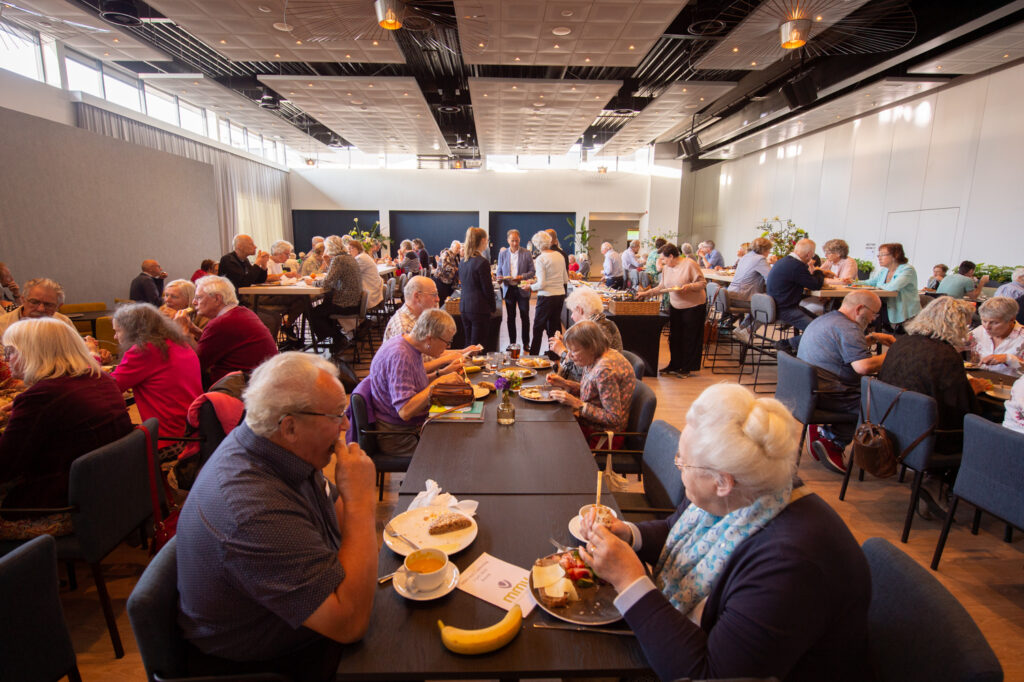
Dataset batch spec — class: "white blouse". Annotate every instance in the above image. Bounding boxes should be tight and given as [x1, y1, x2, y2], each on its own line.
[968, 323, 1024, 376]
[1003, 374, 1024, 434]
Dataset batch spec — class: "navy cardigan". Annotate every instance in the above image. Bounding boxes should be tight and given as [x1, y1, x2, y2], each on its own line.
[766, 255, 825, 309]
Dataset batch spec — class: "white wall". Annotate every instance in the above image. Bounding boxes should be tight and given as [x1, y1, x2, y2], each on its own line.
[0, 68, 75, 126]
[290, 167, 679, 250]
[690, 62, 1024, 286]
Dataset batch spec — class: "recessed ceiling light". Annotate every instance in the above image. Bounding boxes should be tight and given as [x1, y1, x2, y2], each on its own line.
[539, 94, 544, 98]
[936, 65, 942, 70]
[571, 86, 576, 91]
[553, 26, 572, 36]
[372, 40, 379, 46]
[700, 97, 705, 101]
[1004, 53, 1010, 58]
[193, 81, 199, 85]
[347, 92, 352, 96]
[219, 39, 226, 44]
[732, 47, 739, 53]
[483, 93, 488, 97]
[403, 92, 408, 96]
[478, 42, 485, 47]
[295, 40, 303, 45]
[257, 5, 271, 12]
[554, 44, 560, 49]
[368, 84, 374, 88]
[113, 38, 120, 43]
[561, 10, 574, 18]
[584, 57, 591, 62]
[308, 83, 314, 87]
[682, 88, 687, 92]
[815, 15, 823, 21]
[272, 22, 292, 31]
[104, 52, 110, 56]
[628, 45, 635, 50]
[514, 56, 520, 61]
[512, 85, 517, 89]
[345, 54, 351, 58]
[750, 61, 757, 66]
[289, 91, 295, 95]
[274, 53, 280, 58]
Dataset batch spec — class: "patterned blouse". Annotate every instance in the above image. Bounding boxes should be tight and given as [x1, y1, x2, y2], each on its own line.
[322, 253, 362, 308]
[559, 313, 623, 383]
[576, 348, 636, 432]
[436, 248, 460, 285]
[967, 322, 1024, 376]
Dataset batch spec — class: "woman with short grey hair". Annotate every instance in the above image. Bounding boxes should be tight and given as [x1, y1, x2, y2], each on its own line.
[822, 239, 857, 285]
[968, 296, 1024, 375]
[528, 230, 567, 355]
[552, 287, 623, 382]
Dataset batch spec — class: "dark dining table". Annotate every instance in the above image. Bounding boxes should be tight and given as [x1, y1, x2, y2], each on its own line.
[64, 309, 114, 336]
[336, 493, 648, 680]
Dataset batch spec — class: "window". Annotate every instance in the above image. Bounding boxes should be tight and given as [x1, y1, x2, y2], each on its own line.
[229, 122, 246, 150]
[65, 52, 103, 96]
[218, 117, 230, 145]
[144, 83, 178, 125]
[205, 110, 218, 139]
[0, 22, 43, 81]
[102, 70, 141, 111]
[262, 136, 276, 160]
[178, 98, 205, 135]
[40, 35, 60, 87]
[247, 130, 263, 156]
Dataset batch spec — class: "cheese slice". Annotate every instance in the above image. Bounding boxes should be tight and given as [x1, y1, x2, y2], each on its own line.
[531, 563, 565, 589]
[543, 578, 579, 601]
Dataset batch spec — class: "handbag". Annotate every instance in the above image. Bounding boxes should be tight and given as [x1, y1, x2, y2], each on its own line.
[138, 425, 179, 555]
[851, 380, 931, 479]
[429, 380, 475, 407]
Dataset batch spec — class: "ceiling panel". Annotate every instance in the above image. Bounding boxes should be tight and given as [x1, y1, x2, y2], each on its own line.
[259, 75, 449, 155]
[598, 81, 736, 157]
[456, 0, 683, 67]
[469, 77, 621, 155]
[3, 0, 165, 61]
[139, 73, 329, 153]
[694, 0, 870, 72]
[145, 0, 405, 63]
[909, 21, 1024, 75]
[699, 78, 947, 160]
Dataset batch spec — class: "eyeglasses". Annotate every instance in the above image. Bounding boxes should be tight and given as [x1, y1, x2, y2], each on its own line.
[25, 298, 58, 311]
[877, 252, 891, 258]
[674, 458, 716, 473]
[278, 411, 347, 425]
[434, 335, 454, 348]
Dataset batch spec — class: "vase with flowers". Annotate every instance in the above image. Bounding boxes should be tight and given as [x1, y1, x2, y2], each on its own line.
[755, 217, 808, 259]
[493, 374, 521, 425]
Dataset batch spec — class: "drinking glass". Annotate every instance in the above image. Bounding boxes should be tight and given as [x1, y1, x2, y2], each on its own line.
[507, 343, 522, 360]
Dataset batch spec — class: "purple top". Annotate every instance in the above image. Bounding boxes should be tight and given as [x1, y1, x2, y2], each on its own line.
[368, 335, 428, 425]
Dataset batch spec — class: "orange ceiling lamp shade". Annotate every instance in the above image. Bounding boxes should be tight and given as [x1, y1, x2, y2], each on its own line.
[375, 0, 403, 30]
[780, 18, 811, 49]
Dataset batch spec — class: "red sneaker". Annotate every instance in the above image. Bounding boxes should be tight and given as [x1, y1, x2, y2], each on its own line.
[812, 438, 848, 474]
[806, 425, 824, 461]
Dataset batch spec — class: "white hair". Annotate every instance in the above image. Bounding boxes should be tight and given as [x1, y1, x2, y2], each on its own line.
[1013, 267, 1024, 284]
[450, 240, 461, 250]
[2, 317, 100, 386]
[684, 384, 799, 501]
[270, 240, 293, 256]
[400, 240, 414, 250]
[22, 277, 65, 307]
[311, 236, 325, 245]
[404, 275, 435, 300]
[700, 239, 716, 249]
[325, 235, 347, 257]
[243, 352, 340, 437]
[979, 296, 1019, 323]
[566, 287, 604, 317]
[195, 275, 238, 307]
[410, 308, 455, 342]
[164, 278, 195, 302]
[531, 231, 552, 251]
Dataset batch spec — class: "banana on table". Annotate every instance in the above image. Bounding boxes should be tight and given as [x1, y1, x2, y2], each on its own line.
[437, 604, 522, 655]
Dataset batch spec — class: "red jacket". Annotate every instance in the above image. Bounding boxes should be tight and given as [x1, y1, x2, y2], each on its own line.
[196, 306, 277, 386]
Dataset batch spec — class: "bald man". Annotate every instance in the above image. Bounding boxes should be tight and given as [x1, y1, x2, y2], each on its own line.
[765, 238, 834, 353]
[129, 258, 168, 305]
[219, 234, 270, 292]
[797, 290, 895, 473]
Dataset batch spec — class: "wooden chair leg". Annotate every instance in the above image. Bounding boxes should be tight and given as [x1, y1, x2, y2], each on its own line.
[902, 470, 924, 543]
[898, 464, 906, 483]
[67, 665, 83, 682]
[839, 449, 856, 501]
[90, 563, 124, 658]
[858, 468, 865, 482]
[931, 495, 960, 570]
[377, 471, 385, 501]
[971, 508, 982, 535]
[1005, 524, 1013, 543]
[65, 561, 77, 591]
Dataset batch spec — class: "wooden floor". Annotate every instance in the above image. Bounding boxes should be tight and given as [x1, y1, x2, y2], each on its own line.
[66, 316, 1024, 681]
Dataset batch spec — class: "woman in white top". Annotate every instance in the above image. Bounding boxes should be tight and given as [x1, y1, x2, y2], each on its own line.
[968, 297, 1024, 376]
[347, 240, 384, 310]
[638, 243, 707, 377]
[822, 239, 858, 285]
[1003, 374, 1024, 434]
[527, 230, 568, 356]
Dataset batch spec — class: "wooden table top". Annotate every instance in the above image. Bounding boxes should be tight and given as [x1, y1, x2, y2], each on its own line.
[237, 284, 325, 295]
[809, 285, 897, 298]
[337, 493, 648, 680]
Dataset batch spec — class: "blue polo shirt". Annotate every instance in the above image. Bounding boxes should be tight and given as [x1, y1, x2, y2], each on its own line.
[177, 422, 344, 661]
[797, 311, 872, 386]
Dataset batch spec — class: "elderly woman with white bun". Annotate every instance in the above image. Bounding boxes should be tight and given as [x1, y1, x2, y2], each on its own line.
[579, 383, 870, 682]
[968, 297, 1024, 376]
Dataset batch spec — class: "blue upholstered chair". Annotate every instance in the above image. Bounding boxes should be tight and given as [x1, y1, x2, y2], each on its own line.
[862, 537, 1003, 682]
[932, 414, 1024, 570]
[613, 420, 685, 523]
[0, 418, 158, 658]
[350, 391, 416, 500]
[840, 378, 958, 542]
[128, 537, 289, 682]
[774, 352, 858, 459]
[0, 535, 81, 682]
[620, 349, 648, 379]
[591, 380, 657, 476]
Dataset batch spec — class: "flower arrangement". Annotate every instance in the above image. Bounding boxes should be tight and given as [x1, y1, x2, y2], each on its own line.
[348, 217, 390, 254]
[493, 373, 522, 398]
[756, 217, 808, 258]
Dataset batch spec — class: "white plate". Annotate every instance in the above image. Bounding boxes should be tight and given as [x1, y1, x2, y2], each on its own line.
[393, 564, 460, 601]
[517, 357, 553, 370]
[497, 367, 537, 380]
[986, 386, 1011, 400]
[383, 508, 478, 557]
[519, 387, 556, 403]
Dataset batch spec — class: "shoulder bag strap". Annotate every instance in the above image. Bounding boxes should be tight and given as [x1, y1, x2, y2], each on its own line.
[877, 386, 909, 425]
[895, 419, 938, 465]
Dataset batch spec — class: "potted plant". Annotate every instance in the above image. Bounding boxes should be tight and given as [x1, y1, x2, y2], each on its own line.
[755, 217, 807, 259]
[348, 217, 390, 255]
[855, 258, 874, 281]
[567, 216, 590, 259]
[975, 263, 1020, 285]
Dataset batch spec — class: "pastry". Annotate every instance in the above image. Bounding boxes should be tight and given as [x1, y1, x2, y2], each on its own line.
[428, 511, 472, 535]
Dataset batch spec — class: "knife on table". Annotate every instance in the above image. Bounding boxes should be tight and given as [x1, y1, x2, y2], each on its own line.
[532, 623, 634, 636]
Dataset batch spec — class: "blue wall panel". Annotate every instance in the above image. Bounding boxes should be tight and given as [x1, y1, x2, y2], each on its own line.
[389, 210, 480, 261]
[292, 210, 380, 252]
[488, 211, 575, 260]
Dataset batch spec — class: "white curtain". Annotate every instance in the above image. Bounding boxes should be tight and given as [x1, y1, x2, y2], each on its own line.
[75, 102, 290, 252]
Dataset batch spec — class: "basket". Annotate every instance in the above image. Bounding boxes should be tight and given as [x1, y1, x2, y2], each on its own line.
[608, 299, 661, 316]
[444, 299, 461, 315]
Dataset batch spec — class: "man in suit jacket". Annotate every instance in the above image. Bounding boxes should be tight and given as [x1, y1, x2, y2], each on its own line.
[496, 230, 535, 348]
[129, 259, 167, 305]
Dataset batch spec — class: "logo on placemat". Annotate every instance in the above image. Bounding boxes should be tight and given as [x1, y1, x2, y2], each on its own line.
[497, 579, 512, 589]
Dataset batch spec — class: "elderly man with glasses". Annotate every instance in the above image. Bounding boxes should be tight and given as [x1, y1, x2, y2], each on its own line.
[0, 278, 75, 336]
[796, 291, 895, 474]
[361, 309, 466, 455]
[176, 352, 378, 678]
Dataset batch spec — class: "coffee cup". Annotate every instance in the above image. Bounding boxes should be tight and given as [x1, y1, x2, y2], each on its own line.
[403, 548, 449, 594]
[579, 504, 617, 529]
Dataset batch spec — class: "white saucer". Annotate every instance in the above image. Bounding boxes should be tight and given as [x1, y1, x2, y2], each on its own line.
[568, 515, 586, 543]
[393, 564, 460, 601]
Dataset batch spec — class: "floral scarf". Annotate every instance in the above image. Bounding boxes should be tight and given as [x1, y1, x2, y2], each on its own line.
[654, 487, 792, 616]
